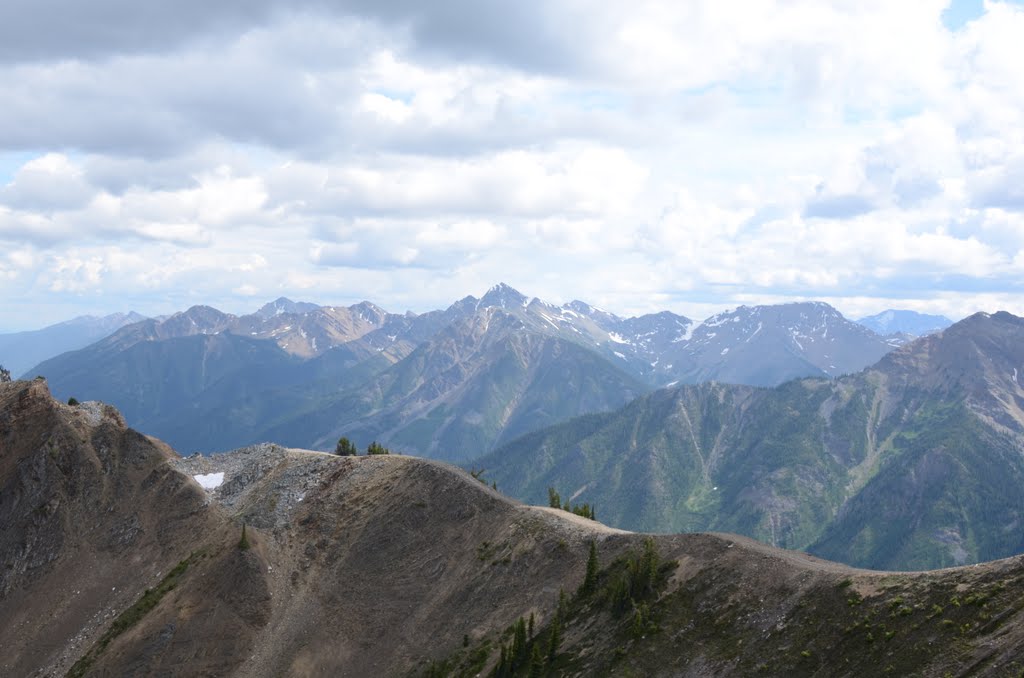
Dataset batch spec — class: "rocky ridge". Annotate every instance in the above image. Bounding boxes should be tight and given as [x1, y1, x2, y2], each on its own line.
[5, 379, 1024, 676]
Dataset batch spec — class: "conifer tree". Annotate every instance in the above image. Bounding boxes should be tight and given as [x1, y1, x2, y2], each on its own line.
[580, 541, 598, 596]
[335, 437, 357, 456]
[0, 364, 10, 383]
[547, 613, 561, 661]
[512, 617, 527, 665]
[528, 643, 545, 678]
[366, 441, 390, 455]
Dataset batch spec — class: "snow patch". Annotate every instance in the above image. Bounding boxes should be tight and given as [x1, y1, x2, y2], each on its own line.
[613, 351, 626, 359]
[194, 472, 225, 490]
[721, 348, 729, 355]
[608, 332, 631, 345]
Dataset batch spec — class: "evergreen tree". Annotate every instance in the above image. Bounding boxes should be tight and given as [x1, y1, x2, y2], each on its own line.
[238, 523, 250, 550]
[512, 617, 528, 665]
[547, 613, 561, 661]
[580, 541, 598, 596]
[497, 644, 509, 677]
[528, 612, 535, 640]
[0, 364, 10, 383]
[527, 643, 545, 678]
[366, 441, 390, 455]
[335, 437, 358, 456]
[547, 487, 561, 509]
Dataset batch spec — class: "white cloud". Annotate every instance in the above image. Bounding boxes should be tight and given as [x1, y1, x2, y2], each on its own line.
[3, 1, 1024, 331]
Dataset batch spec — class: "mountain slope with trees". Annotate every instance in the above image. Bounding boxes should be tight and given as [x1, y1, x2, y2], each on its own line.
[482, 311, 1024, 570]
[29, 285, 903, 458]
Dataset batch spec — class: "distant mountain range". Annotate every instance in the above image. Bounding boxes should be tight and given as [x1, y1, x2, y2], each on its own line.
[856, 309, 954, 337]
[481, 311, 1024, 570]
[29, 285, 908, 458]
[0, 312, 146, 377]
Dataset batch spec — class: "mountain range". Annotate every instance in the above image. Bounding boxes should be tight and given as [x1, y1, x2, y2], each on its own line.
[480, 311, 1024, 570]
[28, 285, 904, 459]
[0, 312, 146, 377]
[4, 378, 1024, 677]
[857, 309, 954, 337]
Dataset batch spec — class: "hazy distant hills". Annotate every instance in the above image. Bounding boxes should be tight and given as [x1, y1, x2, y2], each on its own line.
[6, 378, 1024, 677]
[30, 284, 908, 457]
[482, 311, 1024, 570]
[856, 308, 954, 336]
[0, 312, 146, 377]
[656, 301, 898, 386]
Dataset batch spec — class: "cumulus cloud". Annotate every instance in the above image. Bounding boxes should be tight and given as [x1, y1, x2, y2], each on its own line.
[4, 0, 1024, 331]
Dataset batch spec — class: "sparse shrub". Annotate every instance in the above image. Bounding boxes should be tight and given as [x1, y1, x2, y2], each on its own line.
[67, 397, 79, 406]
[0, 365, 10, 383]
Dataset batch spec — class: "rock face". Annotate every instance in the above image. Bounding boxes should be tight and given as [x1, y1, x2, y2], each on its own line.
[484, 311, 1024, 570]
[4, 379, 1024, 676]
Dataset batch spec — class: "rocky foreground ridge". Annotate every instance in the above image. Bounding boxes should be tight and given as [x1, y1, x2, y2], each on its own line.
[3, 379, 1024, 676]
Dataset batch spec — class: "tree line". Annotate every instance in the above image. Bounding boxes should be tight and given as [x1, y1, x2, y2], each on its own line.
[334, 437, 392, 456]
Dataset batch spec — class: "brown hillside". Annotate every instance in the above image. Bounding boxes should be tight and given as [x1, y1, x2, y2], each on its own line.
[3, 379, 1024, 676]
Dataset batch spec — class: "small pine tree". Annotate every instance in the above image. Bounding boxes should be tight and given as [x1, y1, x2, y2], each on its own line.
[238, 523, 250, 550]
[0, 364, 11, 383]
[547, 487, 561, 509]
[528, 643, 545, 678]
[335, 437, 358, 456]
[497, 644, 509, 677]
[67, 397, 80, 406]
[512, 617, 527, 665]
[528, 612, 535, 640]
[366, 441, 390, 455]
[547, 612, 561, 660]
[580, 541, 598, 596]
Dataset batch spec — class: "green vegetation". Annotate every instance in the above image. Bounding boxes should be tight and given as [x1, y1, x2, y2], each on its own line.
[67, 553, 198, 678]
[366, 441, 391, 455]
[547, 486, 595, 520]
[67, 397, 79, 406]
[335, 436, 358, 456]
[579, 542, 599, 596]
[482, 346, 1024, 570]
[238, 523, 251, 550]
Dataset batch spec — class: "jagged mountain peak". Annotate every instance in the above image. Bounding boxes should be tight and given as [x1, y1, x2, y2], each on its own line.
[477, 282, 529, 310]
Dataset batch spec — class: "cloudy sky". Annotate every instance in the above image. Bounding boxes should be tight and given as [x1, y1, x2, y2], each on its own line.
[2, 0, 1024, 331]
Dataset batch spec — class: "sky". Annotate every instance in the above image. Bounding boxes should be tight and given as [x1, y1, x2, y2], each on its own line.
[2, 0, 1024, 331]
